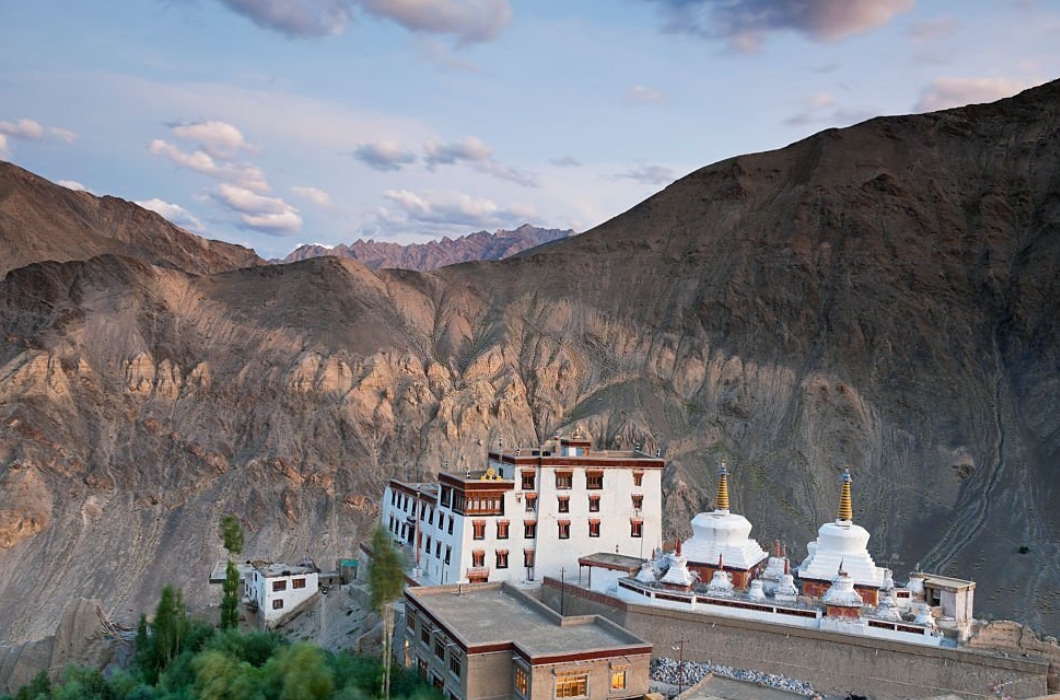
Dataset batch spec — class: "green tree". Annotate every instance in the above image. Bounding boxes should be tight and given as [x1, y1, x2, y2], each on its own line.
[219, 515, 245, 630]
[267, 643, 334, 700]
[135, 585, 193, 684]
[368, 527, 406, 700]
[12, 670, 50, 700]
[219, 515, 244, 556]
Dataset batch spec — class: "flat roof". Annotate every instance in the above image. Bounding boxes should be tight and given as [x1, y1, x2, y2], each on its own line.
[917, 573, 976, 590]
[407, 583, 650, 661]
[578, 552, 644, 573]
[256, 563, 317, 577]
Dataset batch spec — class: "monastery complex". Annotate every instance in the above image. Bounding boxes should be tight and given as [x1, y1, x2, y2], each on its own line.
[374, 431, 1056, 700]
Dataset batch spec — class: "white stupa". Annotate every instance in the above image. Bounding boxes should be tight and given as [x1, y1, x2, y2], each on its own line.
[822, 565, 864, 608]
[682, 463, 768, 580]
[658, 541, 696, 589]
[797, 469, 887, 592]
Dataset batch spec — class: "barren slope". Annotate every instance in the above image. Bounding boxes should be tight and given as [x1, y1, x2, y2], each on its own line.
[0, 161, 262, 278]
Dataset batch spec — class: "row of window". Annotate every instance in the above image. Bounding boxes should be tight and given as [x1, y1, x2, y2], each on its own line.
[270, 577, 307, 592]
[468, 548, 537, 569]
[471, 518, 644, 540]
[409, 612, 463, 680]
[519, 469, 645, 491]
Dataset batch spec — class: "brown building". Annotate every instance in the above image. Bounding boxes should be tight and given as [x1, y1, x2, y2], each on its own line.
[401, 582, 652, 700]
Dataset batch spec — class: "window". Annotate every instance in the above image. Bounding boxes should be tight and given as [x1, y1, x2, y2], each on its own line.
[497, 520, 510, 539]
[496, 549, 509, 569]
[588, 519, 601, 538]
[632, 494, 644, 509]
[556, 471, 573, 490]
[292, 578, 306, 589]
[445, 545, 451, 565]
[523, 549, 535, 567]
[472, 550, 485, 568]
[611, 670, 628, 691]
[473, 520, 486, 540]
[448, 515, 454, 535]
[272, 580, 287, 592]
[586, 471, 604, 490]
[425, 536, 432, 552]
[441, 486, 452, 508]
[525, 493, 537, 512]
[555, 673, 588, 698]
[514, 665, 529, 697]
[524, 520, 537, 539]
[406, 611, 417, 630]
[272, 599, 284, 610]
[521, 471, 536, 490]
[630, 518, 644, 538]
[557, 496, 570, 513]
[449, 653, 462, 677]
[421, 626, 431, 644]
[558, 520, 571, 539]
[633, 471, 644, 487]
[436, 541, 442, 558]
[589, 495, 600, 512]
[418, 659, 428, 679]
[434, 639, 445, 660]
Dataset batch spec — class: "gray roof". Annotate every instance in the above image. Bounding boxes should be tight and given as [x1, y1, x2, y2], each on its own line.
[407, 583, 649, 659]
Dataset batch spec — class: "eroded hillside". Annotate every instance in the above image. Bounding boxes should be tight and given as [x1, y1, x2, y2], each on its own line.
[2, 81, 1060, 647]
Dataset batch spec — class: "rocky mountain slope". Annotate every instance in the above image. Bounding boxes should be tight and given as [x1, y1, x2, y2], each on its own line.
[2, 80, 1060, 654]
[0, 162, 262, 278]
[282, 224, 574, 269]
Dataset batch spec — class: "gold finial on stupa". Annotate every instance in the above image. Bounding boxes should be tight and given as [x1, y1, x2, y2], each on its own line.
[716, 462, 730, 512]
[838, 468, 853, 522]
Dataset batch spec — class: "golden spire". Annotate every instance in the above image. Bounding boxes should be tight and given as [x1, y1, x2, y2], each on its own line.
[838, 468, 853, 522]
[716, 462, 730, 512]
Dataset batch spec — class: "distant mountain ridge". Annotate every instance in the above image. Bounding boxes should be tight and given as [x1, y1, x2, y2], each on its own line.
[282, 224, 575, 270]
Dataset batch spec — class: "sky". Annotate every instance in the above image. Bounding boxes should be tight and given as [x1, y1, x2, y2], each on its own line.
[2, 1, 1059, 260]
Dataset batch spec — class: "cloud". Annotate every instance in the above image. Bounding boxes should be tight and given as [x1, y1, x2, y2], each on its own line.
[378, 188, 534, 231]
[213, 183, 302, 234]
[0, 118, 78, 157]
[135, 198, 206, 231]
[415, 38, 479, 72]
[149, 138, 269, 192]
[624, 85, 667, 106]
[615, 164, 676, 186]
[58, 180, 90, 192]
[550, 156, 582, 168]
[358, 0, 511, 45]
[171, 121, 256, 158]
[0, 119, 45, 140]
[424, 136, 538, 187]
[424, 136, 493, 168]
[217, 0, 511, 44]
[218, 0, 353, 38]
[352, 141, 419, 171]
[914, 77, 1031, 112]
[643, 0, 915, 52]
[291, 185, 332, 207]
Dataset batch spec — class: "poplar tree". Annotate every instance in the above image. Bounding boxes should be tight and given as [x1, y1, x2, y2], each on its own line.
[369, 526, 406, 700]
[219, 514, 245, 630]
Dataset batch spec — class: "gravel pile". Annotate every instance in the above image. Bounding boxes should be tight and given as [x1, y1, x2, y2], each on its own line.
[650, 657, 818, 697]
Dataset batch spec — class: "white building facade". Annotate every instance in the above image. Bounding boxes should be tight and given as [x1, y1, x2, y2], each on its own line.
[380, 433, 664, 586]
[243, 563, 319, 627]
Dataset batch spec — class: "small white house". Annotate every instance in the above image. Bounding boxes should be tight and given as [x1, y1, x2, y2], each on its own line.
[243, 563, 319, 627]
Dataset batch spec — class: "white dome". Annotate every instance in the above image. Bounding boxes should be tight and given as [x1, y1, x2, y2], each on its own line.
[683, 510, 768, 571]
[659, 556, 695, 587]
[797, 520, 885, 588]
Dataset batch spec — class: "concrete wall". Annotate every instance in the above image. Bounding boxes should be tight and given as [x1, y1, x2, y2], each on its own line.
[466, 650, 512, 700]
[541, 579, 1050, 700]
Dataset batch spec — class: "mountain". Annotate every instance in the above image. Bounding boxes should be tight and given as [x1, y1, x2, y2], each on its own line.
[282, 224, 575, 269]
[0, 162, 263, 278]
[2, 80, 1060, 663]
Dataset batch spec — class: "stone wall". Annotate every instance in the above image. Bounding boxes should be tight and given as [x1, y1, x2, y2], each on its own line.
[540, 579, 1049, 700]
